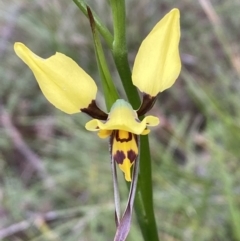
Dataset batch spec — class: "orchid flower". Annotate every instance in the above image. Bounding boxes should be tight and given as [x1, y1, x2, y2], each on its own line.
[14, 8, 180, 241]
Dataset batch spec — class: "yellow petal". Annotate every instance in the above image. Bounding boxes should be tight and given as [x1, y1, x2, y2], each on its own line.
[98, 130, 113, 139]
[119, 159, 133, 182]
[85, 99, 159, 135]
[14, 42, 97, 114]
[141, 129, 150, 135]
[111, 130, 138, 182]
[132, 8, 181, 96]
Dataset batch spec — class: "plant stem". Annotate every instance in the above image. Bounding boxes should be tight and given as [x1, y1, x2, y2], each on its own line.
[109, 0, 140, 109]
[138, 135, 159, 240]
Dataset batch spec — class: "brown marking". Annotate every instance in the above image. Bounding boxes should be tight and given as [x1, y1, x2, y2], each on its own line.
[137, 94, 157, 117]
[115, 130, 132, 143]
[127, 150, 137, 163]
[81, 100, 108, 120]
[114, 150, 126, 164]
[87, 7, 95, 34]
[133, 134, 138, 143]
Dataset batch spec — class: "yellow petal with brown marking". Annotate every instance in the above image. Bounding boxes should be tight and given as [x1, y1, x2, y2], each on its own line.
[111, 130, 138, 182]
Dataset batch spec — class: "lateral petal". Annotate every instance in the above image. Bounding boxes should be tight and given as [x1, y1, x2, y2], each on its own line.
[14, 42, 97, 114]
[132, 8, 181, 96]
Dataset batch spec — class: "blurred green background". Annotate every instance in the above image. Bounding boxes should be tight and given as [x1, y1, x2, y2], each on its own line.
[1, 0, 240, 240]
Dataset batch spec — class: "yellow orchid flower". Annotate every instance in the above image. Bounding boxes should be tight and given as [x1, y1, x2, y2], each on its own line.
[14, 8, 180, 182]
[86, 99, 159, 181]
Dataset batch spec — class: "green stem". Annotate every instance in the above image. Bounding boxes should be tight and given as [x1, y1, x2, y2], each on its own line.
[109, 0, 140, 109]
[109, 0, 159, 240]
[72, 0, 113, 49]
[138, 135, 159, 240]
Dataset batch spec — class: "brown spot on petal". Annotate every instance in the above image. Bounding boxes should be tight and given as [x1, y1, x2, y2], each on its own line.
[127, 150, 137, 163]
[114, 150, 126, 164]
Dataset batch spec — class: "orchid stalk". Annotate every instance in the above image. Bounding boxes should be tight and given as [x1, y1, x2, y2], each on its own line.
[14, 2, 181, 240]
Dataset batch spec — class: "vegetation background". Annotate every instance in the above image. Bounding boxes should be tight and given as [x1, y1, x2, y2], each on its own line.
[1, 0, 240, 240]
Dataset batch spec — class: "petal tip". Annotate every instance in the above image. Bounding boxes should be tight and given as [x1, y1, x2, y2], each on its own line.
[14, 42, 24, 55]
[14, 42, 22, 48]
[85, 119, 99, 131]
[171, 8, 180, 15]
